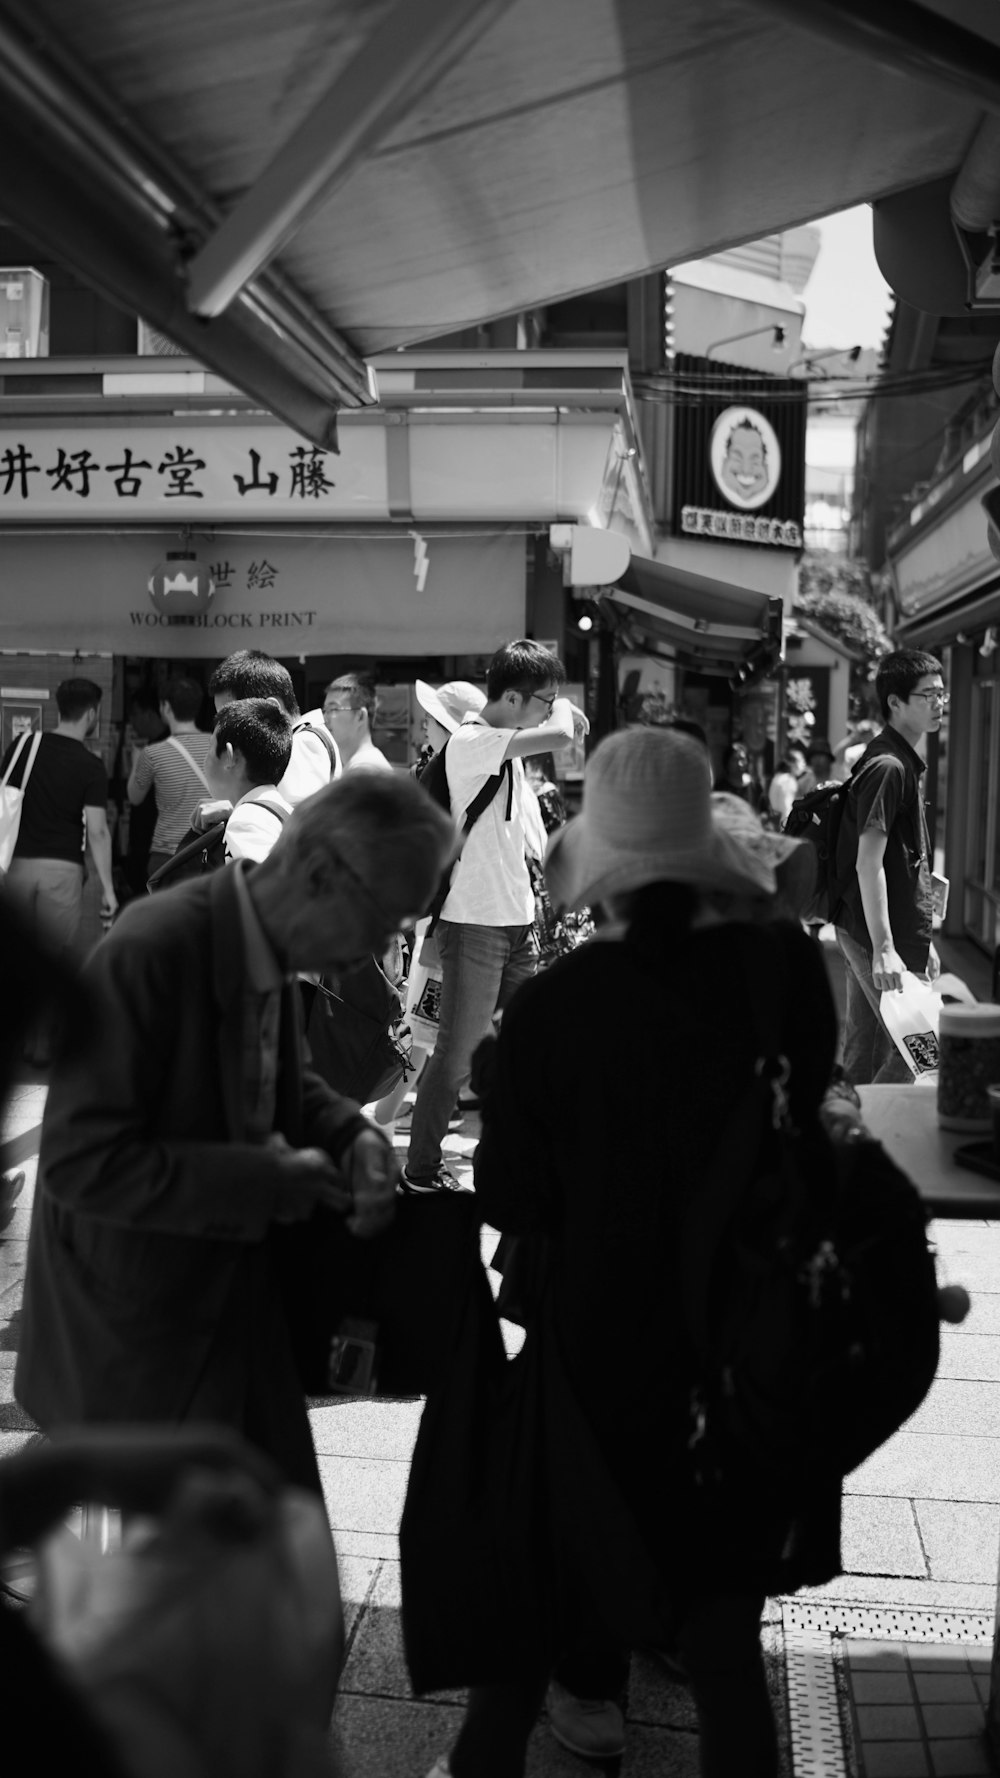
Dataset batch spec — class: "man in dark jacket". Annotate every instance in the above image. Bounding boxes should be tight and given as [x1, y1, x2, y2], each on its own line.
[835, 649, 944, 1085]
[15, 773, 454, 1490]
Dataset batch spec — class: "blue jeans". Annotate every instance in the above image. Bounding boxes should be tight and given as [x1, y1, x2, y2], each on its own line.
[836, 928, 915, 1086]
[406, 920, 537, 1179]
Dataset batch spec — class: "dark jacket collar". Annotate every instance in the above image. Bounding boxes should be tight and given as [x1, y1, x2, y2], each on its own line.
[867, 722, 926, 779]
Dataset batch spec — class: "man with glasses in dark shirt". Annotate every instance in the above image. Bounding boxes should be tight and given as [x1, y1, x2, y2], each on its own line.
[835, 650, 945, 1084]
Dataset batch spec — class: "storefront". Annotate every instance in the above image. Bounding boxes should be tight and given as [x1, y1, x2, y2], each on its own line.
[0, 351, 655, 774]
[888, 430, 1000, 958]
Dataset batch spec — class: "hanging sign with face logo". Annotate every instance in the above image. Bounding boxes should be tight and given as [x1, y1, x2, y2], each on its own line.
[671, 355, 806, 550]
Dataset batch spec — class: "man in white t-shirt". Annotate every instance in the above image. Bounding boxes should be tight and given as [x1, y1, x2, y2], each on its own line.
[323, 673, 395, 774]
[208, 649, 340, 803]
[403, 639, 587, 1194]
[202, 698, 293, 863]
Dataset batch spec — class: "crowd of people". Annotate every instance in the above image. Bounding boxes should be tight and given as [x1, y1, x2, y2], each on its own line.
[0, 643, 953, 1777]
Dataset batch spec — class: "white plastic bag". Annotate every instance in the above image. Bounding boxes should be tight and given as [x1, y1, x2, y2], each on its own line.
[0, 729, 41, 873]
[880, 970, 977, 1078]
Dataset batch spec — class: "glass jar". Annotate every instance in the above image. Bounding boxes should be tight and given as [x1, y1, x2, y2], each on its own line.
[937, 1004, 1000, 1131]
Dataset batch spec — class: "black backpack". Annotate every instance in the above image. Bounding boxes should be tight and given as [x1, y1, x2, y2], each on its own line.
[305, 959, 408, 1104]
[146, 795, 289, 893]
[783, 759, 879, 925]
[419, 740, 512, 934]
[681, 932, 940, 1503]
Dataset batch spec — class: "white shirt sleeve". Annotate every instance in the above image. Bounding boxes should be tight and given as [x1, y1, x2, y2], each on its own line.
[445, 722, 511, 820]
[224, 799, 287, 863]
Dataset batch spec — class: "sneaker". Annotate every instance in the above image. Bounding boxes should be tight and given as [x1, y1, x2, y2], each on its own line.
[401, 1164, 461, 1195]
[546, 1682, 625, 1760]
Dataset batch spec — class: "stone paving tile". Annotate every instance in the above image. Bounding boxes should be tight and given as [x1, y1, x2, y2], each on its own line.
[935, 1338, 1000, 1383]
[913, 1673, 982, 1704]
[940, 1296, 1000, 1339]
[330, 1694, 465, 1778]
[914, 1501, 1000, 1586]
[0, 1241, 26, 1319]
[845, 1436, 1000, 1503]
[927, 1740, 992, 1776]
[862, 1745, 930, 1776]
[625, 1652, 698, 1731]
[856, 1703, 923, 1739]
[920, 1702, 986, 1737]
[906, 1380, 1000, 1439]
[0, 1430, 32, 1460]
[617, 1724, 701, 1775]
[842, 1495, 927, 1577]
[310, 1398, 422, 1460]
[333, 1528, 400, 1561]
[853, 1672, 915, 1705]
[318, 1453, 409, 1537]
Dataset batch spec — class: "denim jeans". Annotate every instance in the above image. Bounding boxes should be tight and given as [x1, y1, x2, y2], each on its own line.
[836, 928, 915, 1086]
[406, 919, 536, 1179]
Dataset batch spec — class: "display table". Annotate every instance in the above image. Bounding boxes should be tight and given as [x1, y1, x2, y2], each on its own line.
[858, 1082, 1000, 1219]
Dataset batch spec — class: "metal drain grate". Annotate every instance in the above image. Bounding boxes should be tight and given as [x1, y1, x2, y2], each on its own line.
[783, 1609, 847, 1778]
[783, 1601, 994, 1643]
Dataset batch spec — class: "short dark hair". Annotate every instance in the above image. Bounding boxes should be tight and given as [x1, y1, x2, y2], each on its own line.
[213, 698, 293, 787]
[875, 650, 943, 720]
[56, 678, 103, 721]
[486, 639, 566, 702]
[161, 677, 204, 723]
[327, 672, 377, 724]
[208, 649, 300, 717]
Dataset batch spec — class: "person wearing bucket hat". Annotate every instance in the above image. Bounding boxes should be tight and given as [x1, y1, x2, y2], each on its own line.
[545, 728, 776, 915]
[416, 726, 843, 1778]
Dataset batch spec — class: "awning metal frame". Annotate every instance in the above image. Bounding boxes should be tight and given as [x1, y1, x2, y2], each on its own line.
[186, 0, 516, 319]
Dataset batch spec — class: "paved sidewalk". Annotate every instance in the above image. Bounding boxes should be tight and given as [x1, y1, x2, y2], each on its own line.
[3, 924, 1000, 1777]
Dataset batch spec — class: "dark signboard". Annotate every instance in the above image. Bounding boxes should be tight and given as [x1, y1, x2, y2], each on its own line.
[670, 354, 807, 550]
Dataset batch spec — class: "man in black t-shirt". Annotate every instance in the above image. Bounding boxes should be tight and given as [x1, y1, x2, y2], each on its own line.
[1, 677, 117, 960]
[835, 650, 943, 1085]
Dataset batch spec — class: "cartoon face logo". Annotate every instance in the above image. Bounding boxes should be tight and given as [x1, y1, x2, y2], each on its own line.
[710, 407, 782, 511]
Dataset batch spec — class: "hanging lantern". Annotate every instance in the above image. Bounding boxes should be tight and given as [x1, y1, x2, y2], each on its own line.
[148, 551, 216, 622]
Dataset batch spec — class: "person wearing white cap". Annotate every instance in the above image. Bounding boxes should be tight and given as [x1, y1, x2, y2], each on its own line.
[402, 641, 587, 1196]
[418, 726, 842, 1778]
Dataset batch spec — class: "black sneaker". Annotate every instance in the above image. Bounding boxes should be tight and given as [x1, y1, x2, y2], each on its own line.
[401, 1164, 461, 1195]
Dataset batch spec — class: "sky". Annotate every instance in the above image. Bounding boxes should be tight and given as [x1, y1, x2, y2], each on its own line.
[800, 205, 894, 352]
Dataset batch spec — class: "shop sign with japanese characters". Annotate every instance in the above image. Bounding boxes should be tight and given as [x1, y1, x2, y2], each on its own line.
[0, 424, 387, 521]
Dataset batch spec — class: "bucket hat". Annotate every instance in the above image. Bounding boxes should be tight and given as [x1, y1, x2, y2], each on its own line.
[710, 790, 816, 914]
[545, 728, 776, 911]
[414, 679, 485, 734]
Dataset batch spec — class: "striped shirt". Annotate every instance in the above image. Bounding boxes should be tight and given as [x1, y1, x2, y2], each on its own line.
[128, 731, 217, 853]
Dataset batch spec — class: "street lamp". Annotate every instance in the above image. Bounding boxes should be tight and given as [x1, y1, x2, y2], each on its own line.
[704, 324, 787, 360]
[788, 344, 862, 377]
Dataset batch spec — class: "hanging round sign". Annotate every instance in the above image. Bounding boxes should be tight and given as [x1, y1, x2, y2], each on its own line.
[710, 406, 782, 511]
[148, 552, 216, 620]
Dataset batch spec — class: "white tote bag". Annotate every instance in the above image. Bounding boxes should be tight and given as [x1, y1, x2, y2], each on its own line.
[0, 729, 42, 874]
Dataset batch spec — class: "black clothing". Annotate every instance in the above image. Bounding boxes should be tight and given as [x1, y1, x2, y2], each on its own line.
[474, 916, 841, 1599]
[1, 732, 107, 864]
[835, 726, 933, 972]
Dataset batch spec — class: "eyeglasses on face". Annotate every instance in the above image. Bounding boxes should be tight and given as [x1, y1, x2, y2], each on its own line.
[323, 702, 355, 715]
[909, 688, 949, 707]
[529, 690, 557, 714]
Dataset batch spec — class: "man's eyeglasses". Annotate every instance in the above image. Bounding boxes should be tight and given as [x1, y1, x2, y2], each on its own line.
[530, 690, 557, 714]
[910, 689, 949, 707]
[323, 702, 354, 716]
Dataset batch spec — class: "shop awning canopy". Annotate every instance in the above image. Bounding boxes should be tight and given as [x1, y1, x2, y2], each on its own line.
[0, 0, 996, 445]
[606, 556, 783, 682]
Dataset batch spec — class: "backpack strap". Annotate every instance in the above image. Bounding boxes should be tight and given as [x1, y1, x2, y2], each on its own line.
[461, 757, 511, 833]
[293, 719, 338, 778]
[252, 793, 290, 829]
[166, 735, 213, 794]
[146, 819, 228, 892]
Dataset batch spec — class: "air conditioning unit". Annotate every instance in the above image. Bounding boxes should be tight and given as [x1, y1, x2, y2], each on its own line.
[137, 318, 186, 357]
[0, 268, 49, 357]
